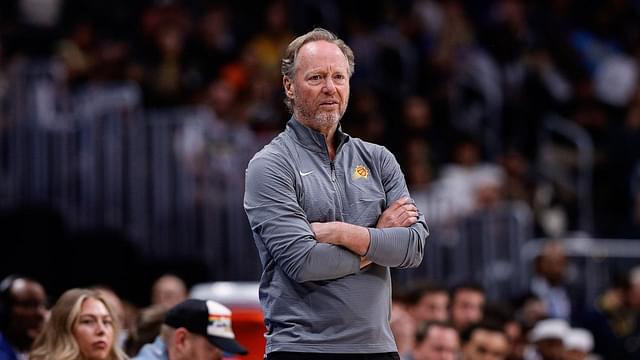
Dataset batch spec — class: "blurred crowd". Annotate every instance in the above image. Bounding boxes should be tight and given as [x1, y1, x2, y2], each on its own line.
[1, 0, 640, 238]
[390, 240, 640, 359]
[3, 241, 640, 359]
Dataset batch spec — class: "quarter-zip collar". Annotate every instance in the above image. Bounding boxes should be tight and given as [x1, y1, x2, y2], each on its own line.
[286, 117, 349, 157]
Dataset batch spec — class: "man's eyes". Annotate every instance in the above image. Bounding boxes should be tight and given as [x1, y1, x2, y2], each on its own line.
[307, 74, 346, 81]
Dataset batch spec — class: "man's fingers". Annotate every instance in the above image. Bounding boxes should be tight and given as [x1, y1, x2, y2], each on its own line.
[377, 198, 419, 229]
[401, 204, 417, 212]
[399, 212, 418, 226]
[397, 210, 419, 223]
[390, 196, 411, 209]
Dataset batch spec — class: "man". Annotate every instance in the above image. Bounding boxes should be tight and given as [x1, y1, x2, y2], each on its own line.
[581, 266, 640, 359]
[132, 298, 247, 360]
[461, 322, 509, 360]
[244, 28, 429, 359]
[151, 274, 188, 309]
[0, 275, 48, 360]
[407, 321, 460, 360]
[450, 282, 486, 332]
[530, 241, 572, 320]
[390, 299, 417, 358]
[526, 318, 569, 360]
[406, 281, 449, 323]
[563, 328, 594, 360]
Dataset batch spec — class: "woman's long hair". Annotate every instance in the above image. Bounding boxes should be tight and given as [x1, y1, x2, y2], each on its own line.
[30, 288, 128, 360]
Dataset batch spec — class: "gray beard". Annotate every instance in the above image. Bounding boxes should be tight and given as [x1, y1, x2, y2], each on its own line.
[296, 107, 341, 133]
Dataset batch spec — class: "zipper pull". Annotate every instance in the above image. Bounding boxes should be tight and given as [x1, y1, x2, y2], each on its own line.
[330, 161, 336, 182]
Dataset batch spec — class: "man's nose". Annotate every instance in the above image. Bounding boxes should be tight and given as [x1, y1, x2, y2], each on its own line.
[322, 78, 336, 93]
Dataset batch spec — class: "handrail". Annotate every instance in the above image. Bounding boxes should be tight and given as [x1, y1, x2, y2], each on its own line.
[522, 237, 640, 259]
[540, 114, 594, 234]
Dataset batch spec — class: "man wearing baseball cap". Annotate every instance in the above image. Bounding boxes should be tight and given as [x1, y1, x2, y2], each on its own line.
[132, 299, 248, 360]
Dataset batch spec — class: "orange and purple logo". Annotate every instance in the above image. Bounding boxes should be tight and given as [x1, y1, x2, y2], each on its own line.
[353, 165, 369, 179]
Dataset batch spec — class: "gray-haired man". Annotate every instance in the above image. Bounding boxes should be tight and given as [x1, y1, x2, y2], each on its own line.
[244, 27, 429, 360]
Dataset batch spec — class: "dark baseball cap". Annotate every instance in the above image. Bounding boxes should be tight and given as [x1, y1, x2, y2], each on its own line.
[164, 299, 248, 355]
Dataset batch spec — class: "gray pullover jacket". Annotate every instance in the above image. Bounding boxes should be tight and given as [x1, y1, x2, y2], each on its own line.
[244, 118, 429, 353]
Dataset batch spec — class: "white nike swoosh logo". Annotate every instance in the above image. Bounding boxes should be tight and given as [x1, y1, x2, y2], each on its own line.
[299, 170, 314, 177]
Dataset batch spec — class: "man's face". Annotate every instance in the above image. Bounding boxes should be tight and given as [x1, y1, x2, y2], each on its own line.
[179, 332, 224, 360]
[535, 338, 565, 360]
[538, 246, 567, 285]
[463, 329, 509, 360]
[413, 325, 460, 360]
[412, 292, 449, 322]
[8, 279, 48, 343]
[450, 289, 485, 330]
[284, 40, 350, 132]
[152, 275, 187, 309]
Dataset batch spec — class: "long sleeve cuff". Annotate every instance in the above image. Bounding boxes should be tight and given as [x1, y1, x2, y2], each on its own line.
[297, 244, 362, 281]
[365, 227, 412, 267]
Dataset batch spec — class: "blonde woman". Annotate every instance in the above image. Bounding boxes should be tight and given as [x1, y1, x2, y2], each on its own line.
[30, 288, 128, 360]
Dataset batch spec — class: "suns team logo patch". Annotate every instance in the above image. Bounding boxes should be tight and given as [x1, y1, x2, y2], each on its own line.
[353, 165, 369, 179]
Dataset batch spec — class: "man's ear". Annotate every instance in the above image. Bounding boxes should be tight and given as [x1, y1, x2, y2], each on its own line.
[283, 76, 294, 99]
[173, 328, 189, 353]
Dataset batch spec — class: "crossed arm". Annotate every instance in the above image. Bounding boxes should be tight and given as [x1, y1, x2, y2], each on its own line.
[311, 196, 419, 267]
[245, 147, 428, 281]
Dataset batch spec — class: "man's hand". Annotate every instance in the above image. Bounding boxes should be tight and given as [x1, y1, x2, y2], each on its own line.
[311, 222, 339, 245]
[376, 197, 419, 228]
[311, 222, 370, 256]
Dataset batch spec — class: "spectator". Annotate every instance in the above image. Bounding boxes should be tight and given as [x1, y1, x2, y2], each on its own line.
[530, 241, 572, 320]
[579, 266, 640, 359]
[92, 286, 130, 346]
[483, 302, 526, 360]
[526, 318, 569, 360]
[435, 137, 506, 220]
[244, 0, 294, 85]
[461, 321, 509, 360]
[0, 275, 48, 360]
[513, 292, 548, 329]
[56, 21, 96, 87]
[124, 305, 167, 357]
[132, 299, 247, 360]
[405, 280, 450, 323]
[151, 275, 187, 310]
[29, 288, 127, 360]
[390, 294, 417, 359]
[189, 4, 237, 87]
[563, 328, 594, 360]
[406, 320, 460, 360]
[136, 4, 193, 107]
[450, 282, 486, 332]
[504, 319, 526, 360]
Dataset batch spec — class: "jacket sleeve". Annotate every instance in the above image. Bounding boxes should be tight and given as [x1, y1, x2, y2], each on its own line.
[364, 146, 429, 268]
[244, 153, 361, 282]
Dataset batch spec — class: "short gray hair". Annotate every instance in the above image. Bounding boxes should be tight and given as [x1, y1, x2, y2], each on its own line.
[281, 28, 355, 112]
